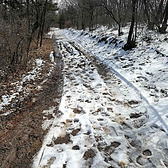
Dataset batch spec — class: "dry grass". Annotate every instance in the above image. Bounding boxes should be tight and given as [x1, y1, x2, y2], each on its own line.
[0, 37, 54, 97]
[29, 38, 54, 61]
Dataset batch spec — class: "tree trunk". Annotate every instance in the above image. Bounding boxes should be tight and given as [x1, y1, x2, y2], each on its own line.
[123, 0, 137, 50]
[40, 0, 48, 47]
[143, 0, 154, 30]
[159, 0, 168, 33]
[101, 3, 121, 36]
[26, 0, 31, 63]
[154, 0, 164, 30]
[81, 11, 85, 30]
[118, 23, 121, 36]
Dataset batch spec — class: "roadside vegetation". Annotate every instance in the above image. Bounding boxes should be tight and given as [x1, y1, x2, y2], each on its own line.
[0, 0, 58, 80]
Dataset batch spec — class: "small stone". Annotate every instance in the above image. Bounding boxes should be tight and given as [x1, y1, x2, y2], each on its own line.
[111, 141, 121, 148]
[54, 134, 70, 144]
[63, 164, 66, 168]
[83, 149, 96, 160]
[143, 149, 152, 156]
[85, 100, 91, 103]
[97, 118, 104, 121]
[47, 157, 56, 165]
[72, 145, 80, 150]
[73, 108, 81, 114]
[71, 128, 81, 136]
[74, 118, 79, 122]
[130, 113, 142, 118]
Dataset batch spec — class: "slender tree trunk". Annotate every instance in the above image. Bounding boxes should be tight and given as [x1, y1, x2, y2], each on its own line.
[123, 0, 137, 50]
[156, 0, 164, 27]
[81, 0, 85, 30]
[118, 23, 121, 36]
[160, 0, 168, 33]
[82, 11, 85, 30]
[127, 0, 136, 43]
[40, 0, 48, 47]
[89, 11, 94, 31]
[143, 0, 154, 29]
[26, 0, 31, 63]
[101, 3, 121, 36]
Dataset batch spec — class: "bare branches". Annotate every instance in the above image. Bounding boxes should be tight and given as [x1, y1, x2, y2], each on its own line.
[0, 0, 58, 74]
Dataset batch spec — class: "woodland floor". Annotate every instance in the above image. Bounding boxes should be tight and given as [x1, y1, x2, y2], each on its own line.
[0, 39, 63, 168]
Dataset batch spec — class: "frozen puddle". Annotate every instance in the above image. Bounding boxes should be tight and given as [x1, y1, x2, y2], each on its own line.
[32, 30, 168, 168]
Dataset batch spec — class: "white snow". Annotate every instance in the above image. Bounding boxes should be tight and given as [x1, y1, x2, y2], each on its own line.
[0, 94, 18, 111]
[49, 51, 55, 63]
[33, 27, 168, 167]
[0, 59, 45, 115]
[36, 59, 43, 66]
[64, 27, 168, 132]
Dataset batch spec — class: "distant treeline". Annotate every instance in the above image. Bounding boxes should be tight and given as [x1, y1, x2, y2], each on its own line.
[58, 0, 168, 49]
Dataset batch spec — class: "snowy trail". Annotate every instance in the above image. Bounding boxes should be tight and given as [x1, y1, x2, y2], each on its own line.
[32, 29, 168, 168]
[76, 42, 168, 133]
[64, 30, 168, 133]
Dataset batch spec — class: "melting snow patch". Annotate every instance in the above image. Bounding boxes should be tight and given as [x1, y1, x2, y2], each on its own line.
[49, 51, 55, 63]
[36, 59, 43, 66]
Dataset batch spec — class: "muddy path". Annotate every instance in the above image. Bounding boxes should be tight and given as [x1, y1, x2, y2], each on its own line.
[0, 41, 63, 168]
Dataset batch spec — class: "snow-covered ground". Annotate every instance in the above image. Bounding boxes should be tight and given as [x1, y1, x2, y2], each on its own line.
[0, 58, 55, 116]
[32, 27, 168, 168]
[65, 26, 168, 132]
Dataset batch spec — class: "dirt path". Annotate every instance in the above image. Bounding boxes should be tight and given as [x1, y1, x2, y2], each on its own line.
[0, 42, 63, 168]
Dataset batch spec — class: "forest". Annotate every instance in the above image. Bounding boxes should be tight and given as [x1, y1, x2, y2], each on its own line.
[0, 0, 58, 78]
[0, 0, 168, 79]
[58, 0, 168, 48]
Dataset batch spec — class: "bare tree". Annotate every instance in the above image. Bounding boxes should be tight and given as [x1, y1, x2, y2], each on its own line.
[98, 0, 131, 36]
[0, 0, 57, 75]
[123, 0, 137, 50]
[142, 0, 167, 31]
[159, 0, 168, 33]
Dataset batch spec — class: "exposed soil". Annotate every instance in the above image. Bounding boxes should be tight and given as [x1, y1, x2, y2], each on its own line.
[0, 39, 63, 168]
[83, 149, 96, 160]
[54, 134, 71, 145]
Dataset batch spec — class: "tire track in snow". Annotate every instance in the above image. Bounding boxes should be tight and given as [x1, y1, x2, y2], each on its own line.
[70, 41, 168, 133]
[33, 39, 113, 168]
[60, 41, 132, 167]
